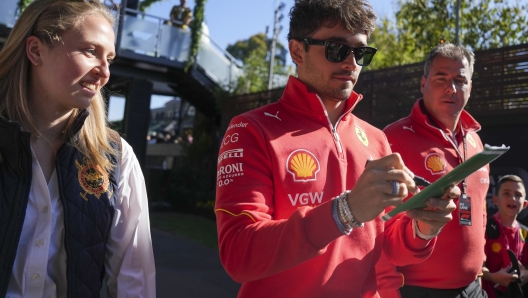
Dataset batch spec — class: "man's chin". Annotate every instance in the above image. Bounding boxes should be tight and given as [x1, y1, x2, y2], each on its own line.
[336, 89, 353, 101]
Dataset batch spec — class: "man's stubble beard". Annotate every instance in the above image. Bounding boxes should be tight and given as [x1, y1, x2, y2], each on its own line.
[304, 56, 355, 102]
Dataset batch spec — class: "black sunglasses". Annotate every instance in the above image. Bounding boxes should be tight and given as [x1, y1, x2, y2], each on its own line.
[303, 38, 377, 66]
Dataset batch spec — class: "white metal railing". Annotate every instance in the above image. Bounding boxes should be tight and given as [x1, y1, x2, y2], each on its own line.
[117, 8, 243, 90]
[0, 2, 243, 91]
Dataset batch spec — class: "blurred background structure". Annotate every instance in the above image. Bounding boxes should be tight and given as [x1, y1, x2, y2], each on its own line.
[2, 0, 527, 239]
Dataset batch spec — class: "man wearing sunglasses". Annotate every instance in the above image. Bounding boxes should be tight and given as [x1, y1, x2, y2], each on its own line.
[384, 43, 488, 297]
[215, 1, 459, 297]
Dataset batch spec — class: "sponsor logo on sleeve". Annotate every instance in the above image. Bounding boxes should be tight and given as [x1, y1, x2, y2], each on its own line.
[218, 148, 243, 164]
[403, 125, 415, 133]
[287, 191, 324, 207]
[226, 122, 248, 131]
[466, 133, 477, 148]
[264, 111, 281, 121]
[221, 133, 239, 148]
[217, 163, 244, 187]
[355, 125, 369, 146]
[521, 229, 528, 241]
[286, 149, 320, 182]
[491, 242, 501, 253]
[424, 153, 447, 175]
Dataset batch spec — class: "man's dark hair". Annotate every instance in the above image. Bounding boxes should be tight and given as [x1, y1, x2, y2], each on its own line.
[287, 0, 377, 42]
[495, 174, 525, 196]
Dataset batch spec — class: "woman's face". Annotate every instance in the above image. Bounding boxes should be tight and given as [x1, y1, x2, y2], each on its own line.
[32, 14, 115, 112]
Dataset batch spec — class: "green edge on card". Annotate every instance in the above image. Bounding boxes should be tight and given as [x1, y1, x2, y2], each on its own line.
[381, 144, 509, 222]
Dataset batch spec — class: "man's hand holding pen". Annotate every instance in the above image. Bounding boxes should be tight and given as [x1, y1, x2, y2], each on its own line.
[345, 153, 457, 237]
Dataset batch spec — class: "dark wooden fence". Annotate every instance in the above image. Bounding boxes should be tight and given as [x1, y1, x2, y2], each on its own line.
[219, 43, 528, 220]
[355, 43, 528, 128]
[219, 43, 528, 187]
[220, 43, 528, 131]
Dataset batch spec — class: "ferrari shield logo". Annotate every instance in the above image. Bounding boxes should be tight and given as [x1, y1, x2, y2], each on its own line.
[355, 125, 368, 146]
[466, 134, 476, 148]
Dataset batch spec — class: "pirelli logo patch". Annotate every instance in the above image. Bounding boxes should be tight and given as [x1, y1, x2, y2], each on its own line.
[218, 148, 243, 164]
[286, 149, 320, 182]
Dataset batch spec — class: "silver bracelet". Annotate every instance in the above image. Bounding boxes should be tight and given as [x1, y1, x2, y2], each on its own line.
[337, 191, 364, 229]
[332, 198, 352, 235]
[337, 194, 354, 232]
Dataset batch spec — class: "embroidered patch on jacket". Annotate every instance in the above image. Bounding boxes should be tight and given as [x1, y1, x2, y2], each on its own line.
[424, 153, 447, 175]
[76, 160, 111, 201]
[491, 242, 501, 253]
[521, 229, 528, 242]
[466, 133, 477, 148]
[286, 149, 320, 182]
[355, 125, 368, 146]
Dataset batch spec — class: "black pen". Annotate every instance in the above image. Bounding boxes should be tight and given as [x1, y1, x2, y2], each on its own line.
[414, 175, 431, 187]
[365, 159, 431, 187]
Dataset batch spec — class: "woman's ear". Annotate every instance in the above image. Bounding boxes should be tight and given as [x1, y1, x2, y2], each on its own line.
[26, 36, 43, 66]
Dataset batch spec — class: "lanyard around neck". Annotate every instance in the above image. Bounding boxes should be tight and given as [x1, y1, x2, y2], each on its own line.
[461, 132, 468, 195]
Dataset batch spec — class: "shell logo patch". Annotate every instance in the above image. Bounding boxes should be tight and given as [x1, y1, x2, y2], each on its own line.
[76, 160, 112, 201]
[424, 153, 447, 175]
[491, 242, 501, 253]
[286, 149, 320, 182]
[466, 134, 476, 148]
[355, 125, 368, 146]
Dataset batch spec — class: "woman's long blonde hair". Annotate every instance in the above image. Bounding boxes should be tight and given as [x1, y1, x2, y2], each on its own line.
[0, 0, 117, 175]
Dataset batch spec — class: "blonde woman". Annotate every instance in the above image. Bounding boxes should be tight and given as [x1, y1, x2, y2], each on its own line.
[0, 0, 155, 297]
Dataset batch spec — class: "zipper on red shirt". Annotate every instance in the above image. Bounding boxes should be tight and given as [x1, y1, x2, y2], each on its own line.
[315, 95, 345, 154]
[426, 121, 469, 194]
[425, 121, 464, 160]
[332, 126, 343, 153]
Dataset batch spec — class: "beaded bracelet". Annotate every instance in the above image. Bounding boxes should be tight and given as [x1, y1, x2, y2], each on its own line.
[337, 191, 364, 229]
[332, 198, 352, 235]
[337, 194, 354, 233]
